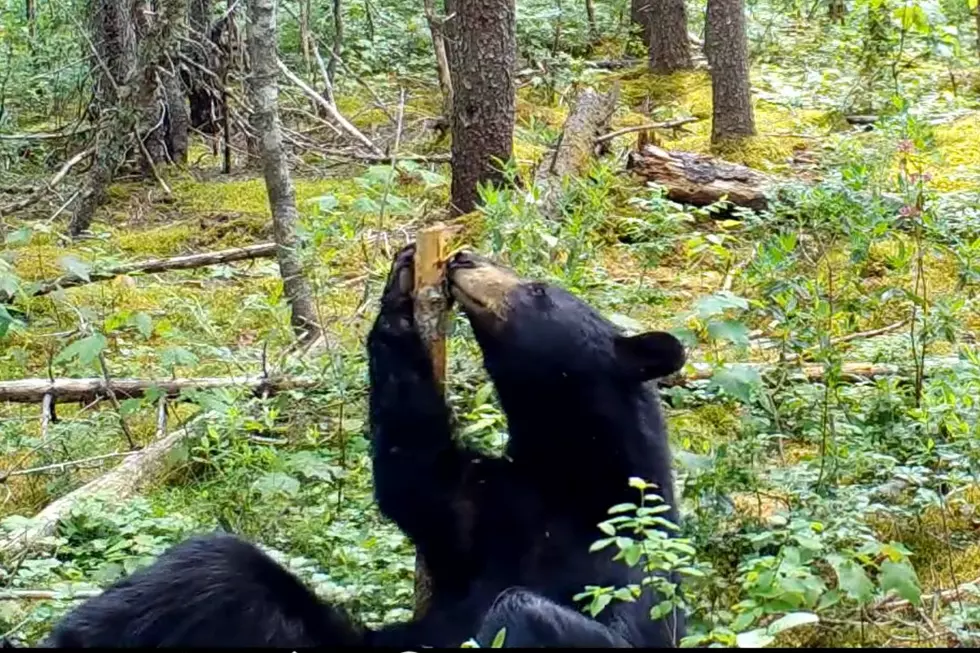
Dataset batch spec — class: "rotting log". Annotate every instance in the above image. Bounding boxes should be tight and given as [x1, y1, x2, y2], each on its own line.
[2, 243, 277, 303]
[534, 86, 619, 221]
[0, 375, 320, 405]
[411, 223, 452, 618]
[0, 417, 204, 557]
[627, 144, 773, 211]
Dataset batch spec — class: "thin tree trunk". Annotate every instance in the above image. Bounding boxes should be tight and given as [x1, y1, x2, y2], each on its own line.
[133, 0, 169, 170]
[706, 0, 755, 144]
[422, 0, 454, 120]
[975, 4, 979, 61]
[828, 0, 846, 23]
[69, 0, 139, 237]
[648, 0, 693, 72]
[160, 0, 191, 164]
[162, 66, 189, 164]
[328, 0, 342, 83]
[631, 0, 652, 44]
[187, 0, 215, 134]
[584, 0, 598, 41]
[26, 0, 37, 41]
[445, 0, 517, 216]
[245, 0, 321, 343]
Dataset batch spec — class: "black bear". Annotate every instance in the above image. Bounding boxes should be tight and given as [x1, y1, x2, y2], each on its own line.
[39, 246, 687, 648]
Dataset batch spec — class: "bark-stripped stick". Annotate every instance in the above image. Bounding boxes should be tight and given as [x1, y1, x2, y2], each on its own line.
[411, 223, 452, 617]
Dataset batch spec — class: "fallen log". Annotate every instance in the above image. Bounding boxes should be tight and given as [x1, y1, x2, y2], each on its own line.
[0, 416, 204, 557]
[0, 375, 320, 404]
[627, 144, 773, 211]
[534, 86, 619, 221]
[659, 356, 966, 389]
[3, 242, 277, 303]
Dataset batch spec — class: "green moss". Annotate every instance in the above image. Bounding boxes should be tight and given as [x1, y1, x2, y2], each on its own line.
[932, 113, 980, 192]
[607, 69, 828, 171]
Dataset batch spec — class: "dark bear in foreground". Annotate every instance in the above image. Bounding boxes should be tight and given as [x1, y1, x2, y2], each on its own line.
[40, 247, 686, 648]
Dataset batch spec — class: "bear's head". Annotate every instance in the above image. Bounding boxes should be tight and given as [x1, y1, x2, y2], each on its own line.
[447, 251, 686, 390]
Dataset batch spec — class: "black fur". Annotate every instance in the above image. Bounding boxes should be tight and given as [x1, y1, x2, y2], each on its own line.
[40, 246, 687, 648]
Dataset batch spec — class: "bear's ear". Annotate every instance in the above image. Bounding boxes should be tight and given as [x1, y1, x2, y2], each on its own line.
[614, 331, 686, 381]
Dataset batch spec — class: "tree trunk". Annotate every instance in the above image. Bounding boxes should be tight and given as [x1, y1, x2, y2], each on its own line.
[160, 0, 191, 164]
[648, 0, 693, 73]
[162, 65, 189, 164]
[26, 0, 37, 41]
[69, 0, 139, 237]
[422, 0, 454, 120]
[187, 0, 216, 134]
[245, 0, 322, 343]
[706, 0, 755, 144]
[828, 0, 846, 23]
[445, 0, 517, 216]
[976, 5, 980, 61]
[328, 0, 343, 82]
[585, 0, 598, 41]
[133, 0, 169, 170]
[631, 0, 652, 44]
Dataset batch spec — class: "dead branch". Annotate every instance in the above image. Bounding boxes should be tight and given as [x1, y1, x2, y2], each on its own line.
[659, 356, 966, 389]
[0, 589, 102, 601]
[276, 58, 383, 156]
[594, 117, 700, 144]
[0, 375, 321, 405]
[3, 243, 277, 303]
[0, 452, 135, 482]
[0, 147, 95, 217]
[874, 575, 980, 613]
[0, 416, 205, 557]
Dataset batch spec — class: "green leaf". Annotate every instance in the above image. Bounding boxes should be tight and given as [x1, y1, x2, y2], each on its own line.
[695, 291, 749, 318]
[623, 543, 642, 567]
[132, 312, 153, 339]
[649, 600, 675, 620]
[710, 365, 762, 403]
[736, 612, 819, 648]
[286, 452, 337, 481]
[880, 560, 921, 605]
[491, 627, 507, 648]
[598, 521, 617, 536]
[54, 333, 107, 367]
[589, 593, 612, 617]
[707, 319, 751, 346]
[5, 227, 32, 246]
[59, 255, 92, 282]
[160, 346, 199, 369]
[250, 473, 301, 498]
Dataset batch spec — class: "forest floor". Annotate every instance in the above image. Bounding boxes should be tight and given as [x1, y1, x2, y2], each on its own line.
[2, 21, 980, 648]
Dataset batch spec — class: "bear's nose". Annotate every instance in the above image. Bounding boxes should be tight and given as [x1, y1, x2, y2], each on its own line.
[448, 250, 480, 270]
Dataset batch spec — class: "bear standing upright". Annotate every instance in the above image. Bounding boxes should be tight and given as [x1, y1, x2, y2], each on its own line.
[367, 246, 688, 647]
[38, 246, 687, 648]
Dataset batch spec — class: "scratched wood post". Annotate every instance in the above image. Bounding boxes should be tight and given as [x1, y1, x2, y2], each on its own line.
[412, 222, 452, 618]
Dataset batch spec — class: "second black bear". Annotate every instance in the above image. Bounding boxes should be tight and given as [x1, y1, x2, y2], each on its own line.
[40, 246, 686, 648]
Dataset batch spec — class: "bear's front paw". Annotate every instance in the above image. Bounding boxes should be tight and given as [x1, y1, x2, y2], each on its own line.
[379, 243, 416, 327]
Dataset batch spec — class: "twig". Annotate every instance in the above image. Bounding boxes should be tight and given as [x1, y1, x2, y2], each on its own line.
[0, 589, 102, 601]
[0, 451, 136, 482]
[3, 242, 277, 302]
[0, 147, 95, 217]
[594, 117, 700, 144]
[276, 59, 383, 155]
[97, 352, 137, 450]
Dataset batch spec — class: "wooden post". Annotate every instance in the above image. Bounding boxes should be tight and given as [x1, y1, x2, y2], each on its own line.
[412, 223, 452, 617]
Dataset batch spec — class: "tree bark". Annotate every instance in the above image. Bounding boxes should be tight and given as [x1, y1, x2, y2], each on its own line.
[975, 4, 979, 61]
[627, 145, 771, 210]
[245, 0, 322, 343]
[585, 0, 598, 41]
[648, 0, 693, 73]
[422, 0, 454, 120]
[69, 0, 139, 237]
[328, 0, 343, 82]
[534, 87, 618, 220]
[631, 0, 652, 44]
[445, 0, 517, 216]
[187, 0, 216, 134]
[706, 0, 755, 144]
[133, 0, 169, 170]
